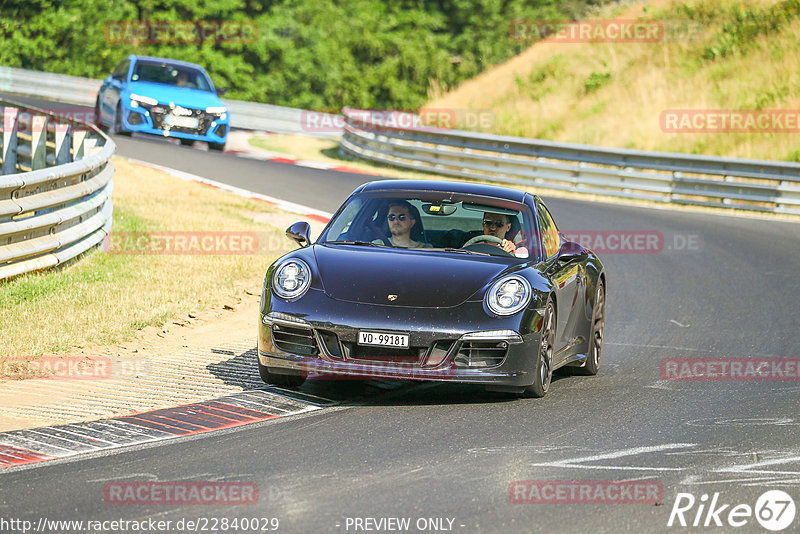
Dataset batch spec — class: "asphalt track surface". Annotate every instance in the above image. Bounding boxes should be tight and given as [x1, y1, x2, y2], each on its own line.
[2, 96, 800, 533]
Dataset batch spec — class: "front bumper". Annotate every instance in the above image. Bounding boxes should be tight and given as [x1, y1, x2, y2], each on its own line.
[122, 105, 228, 143]
[258, 290, 545, 388]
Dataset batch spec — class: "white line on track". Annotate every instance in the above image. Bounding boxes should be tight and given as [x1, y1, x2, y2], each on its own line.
[529, 443, 696, 471]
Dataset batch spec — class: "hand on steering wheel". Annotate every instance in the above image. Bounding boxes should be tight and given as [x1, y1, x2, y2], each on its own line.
[463, 234, 503, 247]
[463, 234, 516, 254]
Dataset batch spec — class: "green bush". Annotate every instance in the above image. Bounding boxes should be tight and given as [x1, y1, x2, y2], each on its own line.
[703, 0, 800, 61]
[583, 69, 611, 94]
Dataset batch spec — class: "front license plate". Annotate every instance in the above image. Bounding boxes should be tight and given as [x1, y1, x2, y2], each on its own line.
[358, 331, 409, 348]
[165, 114, 199, 129]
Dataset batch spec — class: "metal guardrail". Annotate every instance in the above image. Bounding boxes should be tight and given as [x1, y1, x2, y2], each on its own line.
[340, 108, 800, 216]
[0, 98, 115, 280]
[0, 66, 342, 138]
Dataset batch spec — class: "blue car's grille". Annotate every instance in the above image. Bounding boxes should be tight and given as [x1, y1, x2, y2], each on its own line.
[148, 106, 214, 135]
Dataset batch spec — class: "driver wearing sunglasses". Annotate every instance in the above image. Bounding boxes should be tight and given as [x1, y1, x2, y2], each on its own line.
[374, 201, 432, 248]
[482, 212, 517, 254]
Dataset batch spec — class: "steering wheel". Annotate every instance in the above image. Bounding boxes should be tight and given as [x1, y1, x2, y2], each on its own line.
[463, 234, 503, 247]
[367, 221, 392, 246]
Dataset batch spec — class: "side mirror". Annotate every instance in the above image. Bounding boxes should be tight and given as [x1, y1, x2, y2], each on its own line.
[557, 241, 588, 263]
[286, 221, 311, 248]
[217, 87, 228, 96]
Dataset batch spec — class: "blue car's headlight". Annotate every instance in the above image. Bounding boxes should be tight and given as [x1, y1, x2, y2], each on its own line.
[206, 106, 228, 120]
[272, 259, 312, 300]
[486, 275, 531, 316]
[129, 93, 158, 107]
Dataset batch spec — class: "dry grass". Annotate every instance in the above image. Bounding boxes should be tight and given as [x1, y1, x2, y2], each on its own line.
[0, 157, 297, 360]
[425, 0, 800, 162]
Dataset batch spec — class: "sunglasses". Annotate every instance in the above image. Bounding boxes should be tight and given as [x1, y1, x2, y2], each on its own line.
[387, 214, 408, 221]
[483, 219, 507, 228]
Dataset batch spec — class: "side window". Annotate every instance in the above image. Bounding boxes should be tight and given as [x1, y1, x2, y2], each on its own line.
[112, 60, 130, 80]
[536, 203, 561, 258]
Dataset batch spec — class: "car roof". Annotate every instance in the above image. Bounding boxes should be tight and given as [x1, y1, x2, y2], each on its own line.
[358, 179, 528, 202]
[127, 55, 207, 71]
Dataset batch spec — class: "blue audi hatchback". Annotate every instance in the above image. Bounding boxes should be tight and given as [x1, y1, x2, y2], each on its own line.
[95, 55, 229, 150]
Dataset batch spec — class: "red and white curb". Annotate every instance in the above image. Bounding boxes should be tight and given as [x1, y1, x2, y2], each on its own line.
[224, 148, 378, 176]
[121, 157, 333, 224]
[0, 389, 331, 470]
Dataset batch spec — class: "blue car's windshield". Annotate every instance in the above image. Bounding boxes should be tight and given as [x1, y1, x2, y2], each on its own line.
[131, 61, 213, 91]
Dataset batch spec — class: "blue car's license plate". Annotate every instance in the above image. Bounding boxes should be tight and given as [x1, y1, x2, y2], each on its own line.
[165, 114, 199, 129]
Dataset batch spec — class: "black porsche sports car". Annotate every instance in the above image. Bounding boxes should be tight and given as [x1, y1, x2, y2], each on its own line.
[257, 180, 606, 397]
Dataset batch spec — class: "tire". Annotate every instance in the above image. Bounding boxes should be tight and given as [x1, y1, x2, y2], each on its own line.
[524, 300, 555, 398]
[576, 279, 605, 376]
[111, 104, 131, 136]
[209, 141, 226, 151]
[257, 360, 306, 388]
[180, 139, 194, 146]
[94, 97, 105, 130]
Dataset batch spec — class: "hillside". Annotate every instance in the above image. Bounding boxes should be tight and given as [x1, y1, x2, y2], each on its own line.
[424, 0, 800, 162]
[0, 0, 610, 111]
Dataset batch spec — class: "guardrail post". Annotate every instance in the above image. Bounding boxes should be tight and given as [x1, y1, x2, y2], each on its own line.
[72, 129, 87, 160]
[30, 114, 47, 170]
[54, 120, 71, 165]
[2, 106, 18, 174]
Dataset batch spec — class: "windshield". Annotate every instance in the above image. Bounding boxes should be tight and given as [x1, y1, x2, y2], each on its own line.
[131, 61, 213, 91]
[319, 191, 537, 259]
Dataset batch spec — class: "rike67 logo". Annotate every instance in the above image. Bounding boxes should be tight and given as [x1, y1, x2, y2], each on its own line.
[668, 490, 796, 531]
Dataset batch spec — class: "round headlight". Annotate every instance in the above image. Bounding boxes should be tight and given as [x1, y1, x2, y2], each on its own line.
[272, 259, 312, 300]
[486, 275, 532, 316]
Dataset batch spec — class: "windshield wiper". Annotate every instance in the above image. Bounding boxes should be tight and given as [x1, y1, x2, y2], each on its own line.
[324, 240, 389, 247]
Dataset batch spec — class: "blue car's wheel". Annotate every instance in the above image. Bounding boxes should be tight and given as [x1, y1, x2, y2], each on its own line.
[111, 104, 131, 136]
[94, 97, 104, 131]
[209, 141, 226, 151]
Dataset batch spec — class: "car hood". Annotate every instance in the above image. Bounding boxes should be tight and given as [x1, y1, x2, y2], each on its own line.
[124, 82, 224, 108]
[313, 244, 514, 308]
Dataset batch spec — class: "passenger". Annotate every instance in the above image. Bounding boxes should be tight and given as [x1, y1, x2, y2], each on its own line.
[376, 201, 432, 248]
[482, 212, 517, 254]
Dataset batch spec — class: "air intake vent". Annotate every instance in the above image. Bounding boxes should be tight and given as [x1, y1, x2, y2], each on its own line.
[453, 341, 508, 368]
[271, 324, 318, 356]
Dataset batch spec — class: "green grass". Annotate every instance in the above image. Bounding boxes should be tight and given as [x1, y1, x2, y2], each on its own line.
[0, 158, 291, 360]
